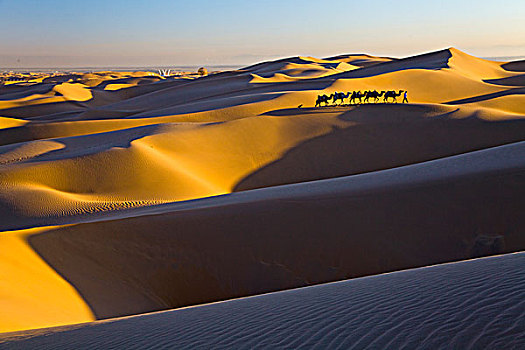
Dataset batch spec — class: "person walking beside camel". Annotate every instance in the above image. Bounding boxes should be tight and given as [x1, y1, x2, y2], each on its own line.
[402, 91, 408, 103]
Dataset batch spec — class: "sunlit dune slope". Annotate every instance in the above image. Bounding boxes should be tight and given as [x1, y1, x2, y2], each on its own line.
[0, 116, 27, 130]
[1, 253, 522, 349]
[0, 227, 94, 333]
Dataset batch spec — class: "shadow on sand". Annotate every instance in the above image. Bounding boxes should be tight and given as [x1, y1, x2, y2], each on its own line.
[234, 104, 525, 192]
[501, 60, 525, 72]
[445, 87, 525, 105]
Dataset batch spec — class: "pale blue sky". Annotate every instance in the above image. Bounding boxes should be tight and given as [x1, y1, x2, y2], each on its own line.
[0, 0, 523, 67]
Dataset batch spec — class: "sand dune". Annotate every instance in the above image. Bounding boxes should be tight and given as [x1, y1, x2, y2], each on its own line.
[0, 102, 524, 230]
[1, 48, 524, 337]
[1, 48, 522, 133]
[324, 53, 395, 67]
[0, 116, 27, 130]
[0, 141, 522, 329]
[1, 253, 523, 349]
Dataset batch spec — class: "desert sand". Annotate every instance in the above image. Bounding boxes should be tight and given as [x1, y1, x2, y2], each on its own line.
[1, 253, 523, 349]
[0, 48, 524, 345]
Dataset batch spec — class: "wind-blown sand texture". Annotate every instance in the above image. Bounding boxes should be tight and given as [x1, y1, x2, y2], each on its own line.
[1, 253, 524, 349]
[1, 48, 525, 344]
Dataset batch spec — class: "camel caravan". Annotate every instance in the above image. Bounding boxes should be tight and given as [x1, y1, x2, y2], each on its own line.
[315, 90, 408, 107]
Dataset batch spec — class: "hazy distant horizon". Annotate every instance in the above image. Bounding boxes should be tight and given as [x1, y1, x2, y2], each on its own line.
[1, 0, 523, 70]
[2, 54, 524, 73]
[0, 65, 243, 73]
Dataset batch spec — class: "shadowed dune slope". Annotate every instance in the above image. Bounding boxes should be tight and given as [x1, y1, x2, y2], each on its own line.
[235, 104, 525, 191]
[502, 60, 525, 72]
[22, 141, 525, 320]
[1, 252, 523, 349]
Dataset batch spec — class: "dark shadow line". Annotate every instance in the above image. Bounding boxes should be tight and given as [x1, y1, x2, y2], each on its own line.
[445, 87, 525, 105]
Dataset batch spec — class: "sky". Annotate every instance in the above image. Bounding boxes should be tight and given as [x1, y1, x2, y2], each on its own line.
[0, 0, 524, 68]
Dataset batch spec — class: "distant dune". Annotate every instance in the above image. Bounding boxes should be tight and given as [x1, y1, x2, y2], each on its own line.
[0, 48, 524, 344]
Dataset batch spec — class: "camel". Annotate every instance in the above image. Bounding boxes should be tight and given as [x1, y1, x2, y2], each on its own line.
[332, 92, 350, 105]
[315, 94, 334, 107]
[364, 90, 384, 103]
[368, 90, 385, 103]
[383, 90, 404, 103]
[350, 91, 366, 104]
[363, 91, 372, 103]
[375, 91, 385, 103]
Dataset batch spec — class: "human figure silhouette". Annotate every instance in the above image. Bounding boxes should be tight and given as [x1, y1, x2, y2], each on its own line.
[402, 91, 408, 103]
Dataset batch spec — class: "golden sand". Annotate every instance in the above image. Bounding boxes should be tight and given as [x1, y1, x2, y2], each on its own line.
[0, 48, 524, 333]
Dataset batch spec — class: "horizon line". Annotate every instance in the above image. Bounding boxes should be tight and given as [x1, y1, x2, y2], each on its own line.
[2, 54, 524, 72]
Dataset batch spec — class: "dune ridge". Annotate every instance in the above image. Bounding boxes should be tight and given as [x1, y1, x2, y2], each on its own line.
[1, 48, 524, 336]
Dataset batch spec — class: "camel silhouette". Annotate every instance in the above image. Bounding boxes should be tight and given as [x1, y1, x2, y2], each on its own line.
[315, 90, 406, 107]
[383, 90, 404, 103]
[363, 91, 372, 103]
[332, 92, 349, 105]
[371, 91, 385, 103]
[350, 91, 366, 104]
[363, 90, 384, 103]
[315, 94, 334, 107]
